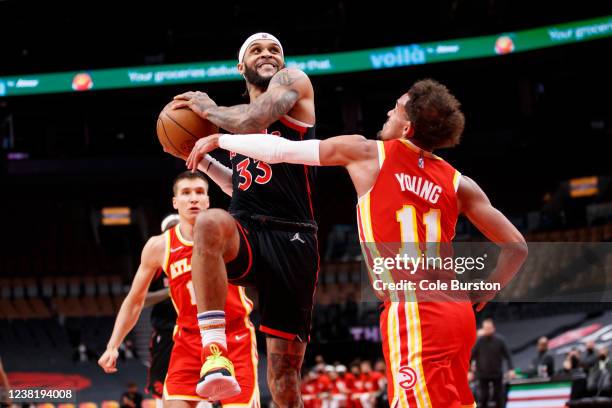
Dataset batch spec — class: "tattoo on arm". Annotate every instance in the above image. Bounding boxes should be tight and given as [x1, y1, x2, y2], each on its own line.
[206, 90, 299, 133]
[270, 69, 298, 87]
[205, 104, 250, 133]
[204, 69, 304, 133]
[197, 100, 216, 114]
[255, 89, 300, 124]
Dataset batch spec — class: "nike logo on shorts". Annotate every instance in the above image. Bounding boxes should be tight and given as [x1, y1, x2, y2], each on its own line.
[235, 333, 249, 341]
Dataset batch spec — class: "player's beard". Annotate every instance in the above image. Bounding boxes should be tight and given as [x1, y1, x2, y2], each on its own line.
[243, 63, 284, 89]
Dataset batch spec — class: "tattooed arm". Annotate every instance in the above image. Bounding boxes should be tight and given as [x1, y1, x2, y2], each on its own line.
[172, 68, 313, 133]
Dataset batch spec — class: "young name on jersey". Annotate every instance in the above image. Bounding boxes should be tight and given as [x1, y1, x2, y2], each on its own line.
[394, 173, 443, 205]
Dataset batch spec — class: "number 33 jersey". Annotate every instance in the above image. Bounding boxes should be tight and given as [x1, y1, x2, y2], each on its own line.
[228, 116, 317, 223]
[161, 224, 253, 331]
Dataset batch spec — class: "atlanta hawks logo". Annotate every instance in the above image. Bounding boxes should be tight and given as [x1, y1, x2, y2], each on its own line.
[398, 366, 417, 390]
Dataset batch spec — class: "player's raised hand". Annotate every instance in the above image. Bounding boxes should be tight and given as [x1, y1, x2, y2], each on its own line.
[98, 347, 119, 373]
[172, 91, 217, 119]
[186, 133, 222, 172]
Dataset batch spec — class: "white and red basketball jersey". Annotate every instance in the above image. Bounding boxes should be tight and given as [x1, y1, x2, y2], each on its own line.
[364, 140, 477, 408]
[357, 138, 461, 245]
[357, 139, 462, 302]
[162, 224, 253, 331]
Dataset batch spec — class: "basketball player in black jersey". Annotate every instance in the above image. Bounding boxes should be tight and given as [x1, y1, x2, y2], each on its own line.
[172, 33, 317, 405]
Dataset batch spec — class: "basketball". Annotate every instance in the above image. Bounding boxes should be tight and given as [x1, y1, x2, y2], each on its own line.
[156, 101, 219, 158]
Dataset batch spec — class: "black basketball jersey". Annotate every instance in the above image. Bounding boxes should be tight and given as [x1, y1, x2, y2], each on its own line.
[228, 115, 317, 223]
[149, 269, 176, 331]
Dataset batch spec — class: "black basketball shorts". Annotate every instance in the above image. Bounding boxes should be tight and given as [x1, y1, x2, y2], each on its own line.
[226, 215, 319, 342]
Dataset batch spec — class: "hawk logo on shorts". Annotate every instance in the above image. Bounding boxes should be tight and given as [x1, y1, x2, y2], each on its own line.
[398, 366, 417, 390]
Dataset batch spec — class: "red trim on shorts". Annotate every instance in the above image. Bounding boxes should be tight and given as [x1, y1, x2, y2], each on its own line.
[299, 131, 318, 343]
[299, 131, 316, 221]
[260, 325, 297, 341]
[233, 220, 253, 280]
[302, 165, 315, 221]
[306, 201, 320, 344]
[309, 235, 320, 343]
[280, 116, 308, 133]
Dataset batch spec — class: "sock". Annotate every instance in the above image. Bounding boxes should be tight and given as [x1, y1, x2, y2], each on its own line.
[197, 310, 227, 351]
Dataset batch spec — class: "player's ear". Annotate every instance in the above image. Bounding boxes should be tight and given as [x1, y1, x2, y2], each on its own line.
[172, 197, 178, 210]
[237, 62, 245, 76]
[402, 121, 414, 138]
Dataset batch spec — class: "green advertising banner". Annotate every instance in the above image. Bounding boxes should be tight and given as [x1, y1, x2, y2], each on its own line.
[0, 16, 610, 97]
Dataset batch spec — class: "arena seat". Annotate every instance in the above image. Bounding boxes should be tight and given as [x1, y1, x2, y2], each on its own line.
[41, 276, 55, 297]
[0, 299, 19, 319]
[13, 298, 36, 319]
[55, 276, 69, 297]
[109, 275, 123, 295]
[96, 275, 110, 295]
[68, 276, 82, 297]
[83, 276, 97, 296]
[81, 295, 100, 317]
[0, 278, 11, 299]
[97, 294, 115, 316]
[605, 223, 612, 240]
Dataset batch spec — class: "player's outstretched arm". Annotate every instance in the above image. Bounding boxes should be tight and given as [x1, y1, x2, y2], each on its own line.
[173, 68, 313, 133]
[98, 235, 164, 373]
[186, 133, 377, 171]
[319, 135, 378, 166]
[457, 176, 528, 311]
